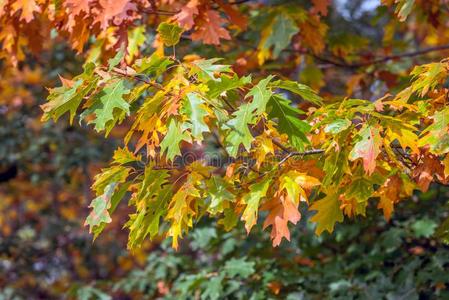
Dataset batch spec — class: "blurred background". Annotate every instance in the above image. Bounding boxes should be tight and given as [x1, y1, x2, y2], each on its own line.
[1, 0, 449, 299]
[1, 50, 448, 300]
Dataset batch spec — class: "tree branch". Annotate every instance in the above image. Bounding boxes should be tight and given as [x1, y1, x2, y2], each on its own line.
[309, 44, 449, 69]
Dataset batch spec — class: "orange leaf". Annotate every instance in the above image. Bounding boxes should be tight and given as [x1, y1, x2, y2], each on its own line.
[376, 176, 402, 220]
[174, 0, 199, 30]
[65, 0, 91, 16]
[412, 153, 444, 192]
[216, 0, 248, 30]
[191, 10, 231, 45]
[261, 193, 301, 247]
[11, 0, 40, 23]
[311, 0, 331, 17]
[95, 0, 137, 30]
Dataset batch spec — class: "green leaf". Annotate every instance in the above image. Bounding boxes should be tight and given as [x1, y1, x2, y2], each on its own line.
[247, 75, 274, 115]
[182, 93, 209, 141]
[419, 108, 449, 154]
[85, 183, 117, 233]
[42, 76, 97, 125]
[134, 52, 173, 76]
[91, 79, 130, 132]
[224, 258, 255, 278]
[127, 26, 146, 61]
[270, 80, 323, 106]
[412, 219, 437, 238]
[92, 165, 130, 195]
[410, 62, 446, 96]
[126, 167, 172, 248]
[166, 172, 202, 249]
[73, 286, 112, 300]
[207, 74, 251, 98]
[157, 22, 184, 47]
[112, 147, 141, 165]
[309, 190, 344, 235]
[108, 47, 125, 71]
[345, 177, 374, 203]
[207, 176, 234, 214]
[92, 181, 131, 240]
[343, 177, 374, 216]
[191, 228, 217, 250]
[396, 0, 415, 21]
[436, 217, 449, 244]
[219, 208, 239, 231]
[201, 275, 223, 300]
[160, 118, 191, 161]
[190, 58, 231, 82]
[258, 14, 299, 61]
[267, 95, 311, 151]
[322, 142, 350, 186]
[224, 103, 255, 157]
[324, 118, 351, 134]
[241, 178, 271, 233]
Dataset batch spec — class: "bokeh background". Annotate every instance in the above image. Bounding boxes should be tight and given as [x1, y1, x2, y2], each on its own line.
[1, 0, 449, 299]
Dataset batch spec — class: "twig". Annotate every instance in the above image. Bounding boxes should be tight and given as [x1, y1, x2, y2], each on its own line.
[110, 67, 165, 91]
[228, 0, 254, 4]
[141, 8, 178, 16]
[271, 138, 291, 154]
[288, 149, 325, 156]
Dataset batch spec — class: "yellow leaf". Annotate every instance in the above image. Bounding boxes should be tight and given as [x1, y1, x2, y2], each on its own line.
[309, 190, 343, 235]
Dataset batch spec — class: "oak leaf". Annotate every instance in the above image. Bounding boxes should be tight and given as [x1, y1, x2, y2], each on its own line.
[374, 175, 412, 221]
[95, 0, 137, 30]
[65, 0, 91, 16]
[257, 14, 299, 64]
[309, 190, 344, 235]
[174, 0, 199, 30]
[182, 93, 210, 141]
[91, 79, 131, 132]
[11, 0, 40, 22]
[241, 178, 271, 233]
[166, 172, 202, 249]
[419, 108, 449, 154]
[85, 183, 116, 233]
[412, 153, 444, 192]
[157, 22, 184, 47]
[311, 0, 331, 16]
[349, 125, 382, 175]
[224, 103, 255, 157]
[191, 10, 231, 45]
[261, 193, 300, 247]
[160, 118, 191, 161]
[215, 0, 248, 30]
[267, 95, 311, 151]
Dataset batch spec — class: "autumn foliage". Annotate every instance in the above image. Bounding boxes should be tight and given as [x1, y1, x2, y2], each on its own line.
[2, 0, 449, 252]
